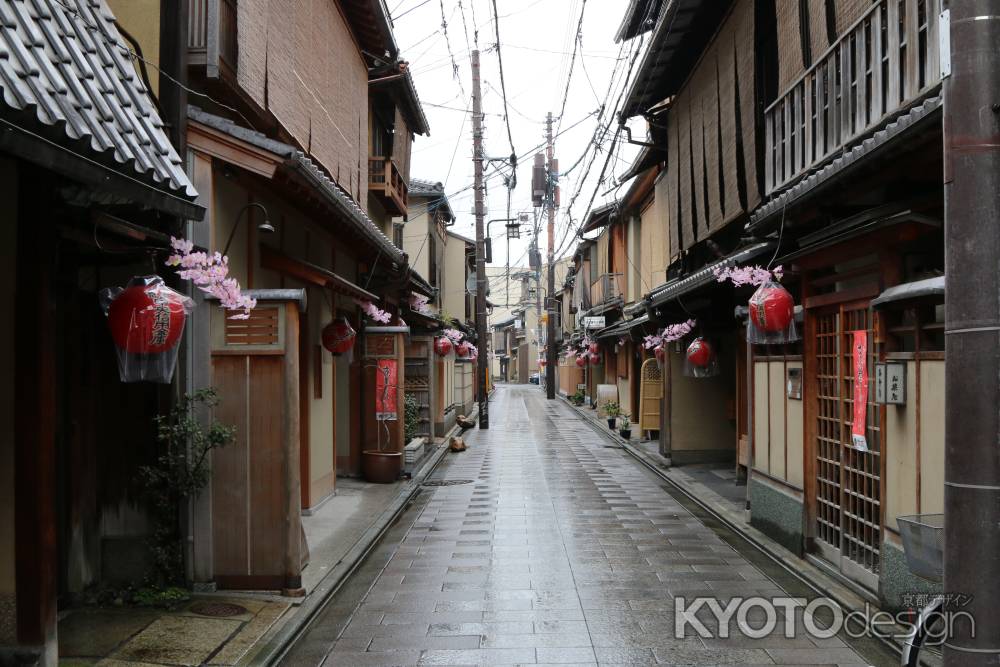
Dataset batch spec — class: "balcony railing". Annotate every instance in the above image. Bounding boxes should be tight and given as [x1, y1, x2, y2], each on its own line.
[368, 157, 409, 216]
[764, 0, 943, 195]
[188, 0, 237, 75]
[590, 273, 624, 306]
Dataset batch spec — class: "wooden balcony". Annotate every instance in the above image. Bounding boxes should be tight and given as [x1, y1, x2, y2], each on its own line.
[590, 273, 624, 306]
[764, 0, 943, 196]
[188, 0, 238, 76]
[368, 157, 409, 217]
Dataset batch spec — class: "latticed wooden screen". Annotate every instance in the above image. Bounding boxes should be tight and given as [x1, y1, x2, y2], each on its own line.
[812, 305, 883, 578]
[638, 359, 663, 434]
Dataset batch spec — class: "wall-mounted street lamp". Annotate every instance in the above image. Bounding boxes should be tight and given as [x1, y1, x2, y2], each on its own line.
[223, 202, 275, 256]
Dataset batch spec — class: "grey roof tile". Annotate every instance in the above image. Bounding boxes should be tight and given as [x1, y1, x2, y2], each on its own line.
[0, 0, 196, 200]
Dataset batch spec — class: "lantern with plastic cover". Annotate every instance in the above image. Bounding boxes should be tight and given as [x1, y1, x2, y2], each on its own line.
[434, 337, 453, 357]
[107, 277, 189, 354]
[575, 355, 587, 368]
[749, 282, 795, 333]
[686, 338, 713, 367]
[322, 317, 356, 355]
[589, 352, 601, 365]
[654, 342, 666, 366]
[456, 341, 472, 358]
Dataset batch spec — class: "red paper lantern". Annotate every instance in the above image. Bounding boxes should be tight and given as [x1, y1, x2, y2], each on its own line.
[434, 337, 453, 357]
[575, 355, 587, 368]
[749, 283, 795, 333]
[539, 357, 547, 367]
[108, 282, 187, 354]
[456, 341, 471, 358]
[588, 342, 599, 355]
[686, 338, 713, 367]
[589, 352, 601, 365]
[654, 343, 666, 365]
[322, 318, 356, 354]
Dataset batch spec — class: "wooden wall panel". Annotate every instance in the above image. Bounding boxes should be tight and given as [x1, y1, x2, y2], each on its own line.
[249, 356, 286, 577]
[211, 356, 249, 577]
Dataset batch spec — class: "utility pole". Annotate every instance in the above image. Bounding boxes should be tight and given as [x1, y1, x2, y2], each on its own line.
[545, 112, 557, 399]
[472, 49, 489, 429]
[943, 3, 1000, 664]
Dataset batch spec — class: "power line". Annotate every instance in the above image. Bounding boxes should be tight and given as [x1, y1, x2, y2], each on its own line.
[489, 0, 517, 162]
[438, 0, 468, 100]
[555, 0, 588, 130]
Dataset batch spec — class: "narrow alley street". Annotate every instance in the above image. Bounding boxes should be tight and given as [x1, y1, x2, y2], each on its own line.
[283, 386, 893, 666]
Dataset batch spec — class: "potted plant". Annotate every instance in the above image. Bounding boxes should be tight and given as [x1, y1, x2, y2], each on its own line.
[604, 400, 620, 429]
[618, 414, 632, 440]
[571, 388, 585, 406]
[363, 394, 416, 484]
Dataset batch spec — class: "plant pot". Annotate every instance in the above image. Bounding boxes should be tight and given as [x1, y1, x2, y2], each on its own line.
[619, 429, 631, 440]
[607, 418, 617, 429]
[362, 450, 402, 484]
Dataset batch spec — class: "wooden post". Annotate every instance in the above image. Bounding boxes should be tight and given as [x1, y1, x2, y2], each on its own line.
[283, 303, 303, 594]
[15, 197, 58, 663]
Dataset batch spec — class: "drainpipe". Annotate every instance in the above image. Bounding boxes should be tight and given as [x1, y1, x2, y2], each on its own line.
[942, 2, 1000, 664]
[744, 323, 753, 521]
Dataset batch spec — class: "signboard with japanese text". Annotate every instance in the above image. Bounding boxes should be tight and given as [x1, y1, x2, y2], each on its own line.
[875, 362, 907, 405]
[851, 330, 869, 451]
[583, 316, 606, 329]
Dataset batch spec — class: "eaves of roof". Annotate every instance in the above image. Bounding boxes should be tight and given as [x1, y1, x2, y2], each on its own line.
[0, 0, 201, 218]
[621, 0, 732, 119]
[189, 105, 403, 265]
[369, 67, 430, 136]
[646, 241, 774, 308]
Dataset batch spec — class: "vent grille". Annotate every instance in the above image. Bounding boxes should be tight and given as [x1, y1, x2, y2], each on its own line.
[225, 307, 279, 346]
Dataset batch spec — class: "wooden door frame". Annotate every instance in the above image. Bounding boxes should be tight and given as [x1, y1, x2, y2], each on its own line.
[804, 293, 885, 590]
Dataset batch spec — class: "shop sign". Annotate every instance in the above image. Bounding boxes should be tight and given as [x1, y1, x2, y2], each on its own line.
[583, 316, 606, 329]
[875, 362, 907, 405]
[851, 331, 869, 451]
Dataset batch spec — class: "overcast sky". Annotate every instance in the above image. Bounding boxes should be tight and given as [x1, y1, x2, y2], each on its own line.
[392, 0, 647, 277]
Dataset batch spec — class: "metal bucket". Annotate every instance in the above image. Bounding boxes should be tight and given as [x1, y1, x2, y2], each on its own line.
[896, 513, 944, 583]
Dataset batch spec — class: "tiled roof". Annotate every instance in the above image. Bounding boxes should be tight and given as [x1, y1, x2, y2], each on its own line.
[0, 0, 197, 202]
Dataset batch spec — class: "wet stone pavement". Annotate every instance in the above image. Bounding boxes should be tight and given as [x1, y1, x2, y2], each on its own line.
[286, 385, 877, 666]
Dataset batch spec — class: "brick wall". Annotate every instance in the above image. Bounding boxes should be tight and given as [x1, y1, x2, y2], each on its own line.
[237, 0, 368, 206]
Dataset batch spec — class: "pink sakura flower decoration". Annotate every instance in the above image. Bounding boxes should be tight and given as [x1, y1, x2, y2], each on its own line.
[713, 264, 784, 287]
[409, 292, 432, 314]
[356, 299, 392, 324]
[167, 236, 256, 319]
[442, 328, 464, 344]
[661, 319, 696, 342]
[643, 319, 696, 349]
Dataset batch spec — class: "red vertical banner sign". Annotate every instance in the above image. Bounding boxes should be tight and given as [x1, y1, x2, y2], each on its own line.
[375, 359, 398, 421]
[851, 330, 869, 451]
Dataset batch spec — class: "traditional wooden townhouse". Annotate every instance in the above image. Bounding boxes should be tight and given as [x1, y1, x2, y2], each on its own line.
[0, 1, 203, 662]
[180, 0, 435, 593]
[617, 0, 946, 609]
[400, 180, 478, 437]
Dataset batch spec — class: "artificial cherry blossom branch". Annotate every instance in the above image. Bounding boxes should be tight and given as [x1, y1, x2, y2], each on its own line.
[712, 264, 784, 287]
[166, 237, 256, 319]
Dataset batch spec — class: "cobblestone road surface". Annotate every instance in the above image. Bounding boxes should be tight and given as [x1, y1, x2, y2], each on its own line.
[286, 385, 880, 666]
